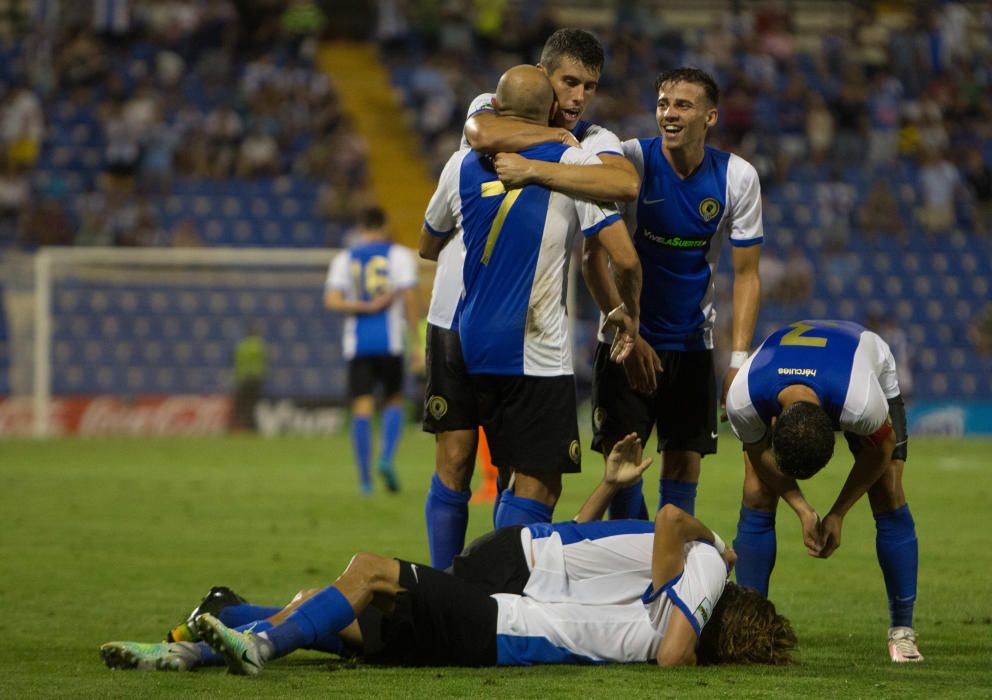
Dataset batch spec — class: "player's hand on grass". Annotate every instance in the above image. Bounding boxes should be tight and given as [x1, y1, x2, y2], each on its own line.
[622, 336, 661, 394]
[604, 432, 653, 487]
[719, 367, 739, 422]
[816, 512, 843, 558]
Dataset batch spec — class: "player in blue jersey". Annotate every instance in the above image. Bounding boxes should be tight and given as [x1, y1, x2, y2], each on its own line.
[423, 28, 642, 570]
[725, 320, 922, 663]
[580, 67, 763, 522]
[100, 435, 795, 673]
[324, 207, 423, 494]
[421, 65, 641, 537]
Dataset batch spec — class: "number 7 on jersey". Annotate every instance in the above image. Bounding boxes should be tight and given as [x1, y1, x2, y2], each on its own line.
[480, 181, 522, 265]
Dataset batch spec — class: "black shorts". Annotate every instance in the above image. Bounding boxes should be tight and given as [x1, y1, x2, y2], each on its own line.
[357, 560, 498, 667]
[844, 395, 909, 462]
[348, 355, 404, 399]
[472, 374, 581, 476]
[451, 526, 530, 595]
[591, 342, 717, 455]
[422, 324, 479, 433]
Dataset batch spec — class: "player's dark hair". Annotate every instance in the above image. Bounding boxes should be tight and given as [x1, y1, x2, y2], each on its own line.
[540, 28, 604, 74]
[772, 401, 835, 479]
[696, 582, 797, 665]
[360, 206, 387, 229]
[654, 67, 720, 107]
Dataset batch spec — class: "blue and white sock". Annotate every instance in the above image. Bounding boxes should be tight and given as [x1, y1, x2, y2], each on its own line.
[609, 481, 649, 520]
[875, 504, 918, 629]
[494, 491, 553, 528]
[733, 506, 777, 597]
[262, 586, 355, 659]
[350, 415, 372, 491]
[425, 473, 471, 570]
[658, 478, 698, 516]
[379, 405, 404, 469]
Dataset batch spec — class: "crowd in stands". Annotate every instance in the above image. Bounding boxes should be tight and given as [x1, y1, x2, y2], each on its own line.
[0, 0, 367, 248]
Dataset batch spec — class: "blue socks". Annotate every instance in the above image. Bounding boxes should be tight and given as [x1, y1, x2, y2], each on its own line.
[218, 604, 282, 628]
[263, 586, 355, 659]
[733, 506, 777, 597]
[379, 404, 404, 469]
[875, 504, 918, 628]
[609, 481, 649, 520]
[425, 473, 471, 569]
[659, 479, 698, 516]
[350, 415, 372, 491]
[494, 491, 554, 528]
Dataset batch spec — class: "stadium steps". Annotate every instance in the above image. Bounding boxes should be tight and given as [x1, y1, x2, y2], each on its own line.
[318, 41, 435, 250]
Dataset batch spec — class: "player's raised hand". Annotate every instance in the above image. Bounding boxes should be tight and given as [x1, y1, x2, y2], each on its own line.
[493, 152, 536, 189]
[604, 432, 653, 487]
[622, 336, 661, 394]
[815, 512, 843, 558]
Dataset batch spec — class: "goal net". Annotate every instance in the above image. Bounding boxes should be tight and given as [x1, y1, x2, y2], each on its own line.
[2, 247, 362, 436]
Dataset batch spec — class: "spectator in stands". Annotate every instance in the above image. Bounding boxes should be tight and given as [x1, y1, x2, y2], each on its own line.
[858, 179, 907, 239]
[16, 193, 76, 248]
[1, 82, 44, 172]
[236, 125, 280, 178]
[831, 64, 868, 163]
[202, 105, 243, 178]
[805, 92, 835, 163]
[169, 218, 205, 247]
[917, 148, 964, 235]
[963, 150, 991, 234]
[969, 304, 992, 356]
[0, 153, 30, 244]
[866, 69, 903, 166]
[101, 99, 143, 182]
[777, 246, 815, 303]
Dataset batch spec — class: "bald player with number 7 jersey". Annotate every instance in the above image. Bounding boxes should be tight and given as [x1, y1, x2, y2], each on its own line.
[419, 66, 641, 534]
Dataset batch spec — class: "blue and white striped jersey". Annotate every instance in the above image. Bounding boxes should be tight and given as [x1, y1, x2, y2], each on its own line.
[494, 529, 727, 666]
[726, 320, 902, 444]
[424, 143, 621, 376]
[602, 139, 763, 351]
[424, 94, 625, 332]
[325, 240, 418, 359]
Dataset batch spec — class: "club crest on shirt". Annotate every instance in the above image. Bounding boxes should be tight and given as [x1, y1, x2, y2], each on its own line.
[569, 439, 581, 464]
[593, 407, 606, 430]
[698, 197, 721, 222]
[427, 395, 448, 420]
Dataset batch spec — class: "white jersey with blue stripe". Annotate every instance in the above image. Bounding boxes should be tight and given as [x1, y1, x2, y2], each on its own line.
[423, 94, 624, 332]
[424, 143, 621, 376]
[494, 536, 727, 666]
[727, 320, 901, 444]
[325, 241, 418, 359]
[600, 139, 763, 351]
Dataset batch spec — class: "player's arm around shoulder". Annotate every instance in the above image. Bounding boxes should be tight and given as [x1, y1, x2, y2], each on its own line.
[465, 108, 575, 153]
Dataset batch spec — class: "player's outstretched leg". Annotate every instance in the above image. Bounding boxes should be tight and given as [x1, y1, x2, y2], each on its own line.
[100, 641, 201, 672]
[195, 614, 271, 676]
[166, 585, 253, 643]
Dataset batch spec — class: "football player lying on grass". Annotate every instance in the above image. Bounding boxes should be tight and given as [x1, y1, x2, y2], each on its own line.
[101, 435, 796, 672]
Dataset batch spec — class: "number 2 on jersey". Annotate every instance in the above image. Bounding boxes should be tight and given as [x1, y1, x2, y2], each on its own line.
[480, 181, 522, 265]
[780, 321, 830, 348]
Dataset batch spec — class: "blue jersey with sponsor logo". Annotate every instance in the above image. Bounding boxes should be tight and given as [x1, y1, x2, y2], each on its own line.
[621, 139, 763, 351]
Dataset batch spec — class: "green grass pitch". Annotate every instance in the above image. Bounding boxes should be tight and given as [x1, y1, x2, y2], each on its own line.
[2, 422, 991, 698]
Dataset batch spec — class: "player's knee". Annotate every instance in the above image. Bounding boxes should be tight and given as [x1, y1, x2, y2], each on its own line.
[661, 451, 701, 482]
[435, 431, 478, 489]
[741, 475, 777, 510]
[513, 472, 561, 504]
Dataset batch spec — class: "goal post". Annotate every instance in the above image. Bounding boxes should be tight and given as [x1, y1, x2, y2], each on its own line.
[24, 246, 357, 437]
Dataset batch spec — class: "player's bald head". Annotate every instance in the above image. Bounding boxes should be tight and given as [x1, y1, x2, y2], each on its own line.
[494, 65, 555, 124]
